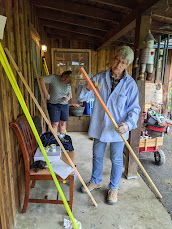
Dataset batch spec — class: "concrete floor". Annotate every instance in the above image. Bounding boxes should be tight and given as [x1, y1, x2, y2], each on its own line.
[15, 132, 172, 229]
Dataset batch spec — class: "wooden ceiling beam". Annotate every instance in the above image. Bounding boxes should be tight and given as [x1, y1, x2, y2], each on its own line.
[48, 34, 98, 49]
[98, 0, 160, 49]
[44, 25, 102, 39]
[98, 13, 136, 49]
[32, 0, 121, 22]
[45, 28, 103, 42]
[37, 8, 113, 32]
[85, 0, 133, 11]
[152, 29, 172, 35]
[152, 14, 172, 24]
[40, 19, 104, 38]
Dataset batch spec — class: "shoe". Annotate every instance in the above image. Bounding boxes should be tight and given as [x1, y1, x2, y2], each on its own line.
[80, 181, 101, 193]
[107, 189, 118, 205]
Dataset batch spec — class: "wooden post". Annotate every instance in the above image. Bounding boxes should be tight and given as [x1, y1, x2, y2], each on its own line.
[124, 14, 151, 179]
[162, 50, 172, 115]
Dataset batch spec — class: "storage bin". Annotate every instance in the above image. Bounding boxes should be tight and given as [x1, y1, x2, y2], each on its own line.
[84, 100, 94, 115]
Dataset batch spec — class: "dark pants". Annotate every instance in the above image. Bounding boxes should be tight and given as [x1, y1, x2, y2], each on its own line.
[47, 103, 69, 122]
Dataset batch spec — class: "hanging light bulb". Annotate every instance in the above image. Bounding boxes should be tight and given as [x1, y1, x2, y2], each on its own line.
[41, 44, 47, 52]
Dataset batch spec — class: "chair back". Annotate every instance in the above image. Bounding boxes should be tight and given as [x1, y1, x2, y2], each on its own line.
[10, 115, 38, 171]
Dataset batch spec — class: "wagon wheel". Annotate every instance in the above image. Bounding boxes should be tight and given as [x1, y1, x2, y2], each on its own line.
[165, 126, 170, 134]
[154, 150, 166, 165]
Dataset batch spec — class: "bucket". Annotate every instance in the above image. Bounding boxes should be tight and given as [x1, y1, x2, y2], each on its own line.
[69, 106, 85, 117]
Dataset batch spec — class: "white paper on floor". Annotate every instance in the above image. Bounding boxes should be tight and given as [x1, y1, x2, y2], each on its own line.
[64, 218, 82, 229]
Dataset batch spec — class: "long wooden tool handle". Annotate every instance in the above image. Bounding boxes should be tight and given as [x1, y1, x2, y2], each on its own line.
[5, 48, 98, 207]
[80, 67, 162, 199]
[32, 60, 50, 121]
[42, 56, 50, 75]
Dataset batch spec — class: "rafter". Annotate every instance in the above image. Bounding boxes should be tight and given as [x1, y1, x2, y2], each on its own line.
[152, 29, 172, 35]
[98, 0, 160, 49]
[40, 19, 104, 38]
[85, 0, 133, 11]
[98, 14, 136, 49]
[32, 0, 122, 22]
[37, 8, 113, 32]
[152, 14, 172, 24]
[48, 34, 97, 49]
[45, 28, 103, 43]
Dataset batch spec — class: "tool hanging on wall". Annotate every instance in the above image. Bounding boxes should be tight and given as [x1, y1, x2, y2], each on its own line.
[0, 43, 79, 229]
[4, 47, 98, 208]
[80, 67, 162, 199]
[42, 56, 50, 75]
[33, 59, 50, 122]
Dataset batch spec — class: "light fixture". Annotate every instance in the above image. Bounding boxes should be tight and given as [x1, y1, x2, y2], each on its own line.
[41, 44, 47, 52]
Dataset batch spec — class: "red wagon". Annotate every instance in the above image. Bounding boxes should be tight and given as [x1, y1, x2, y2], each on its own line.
[139, 137, 165, 165]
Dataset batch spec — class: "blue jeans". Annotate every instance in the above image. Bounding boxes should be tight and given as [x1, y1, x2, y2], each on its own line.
[90, 139, 125, 190]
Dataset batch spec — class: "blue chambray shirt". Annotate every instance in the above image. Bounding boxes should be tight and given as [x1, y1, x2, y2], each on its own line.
[78, 69, 141, 142]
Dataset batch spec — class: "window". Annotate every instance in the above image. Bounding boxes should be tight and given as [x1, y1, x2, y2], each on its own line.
[51, 48, 91, 103]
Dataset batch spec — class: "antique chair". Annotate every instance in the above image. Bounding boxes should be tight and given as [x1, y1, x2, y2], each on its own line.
[10, 115, 74, 213]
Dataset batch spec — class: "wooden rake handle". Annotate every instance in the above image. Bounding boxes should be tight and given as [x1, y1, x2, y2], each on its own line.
[80, 67, 162, 199]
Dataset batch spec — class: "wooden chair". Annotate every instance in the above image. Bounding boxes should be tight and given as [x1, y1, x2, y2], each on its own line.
[10, 115, 74, 213]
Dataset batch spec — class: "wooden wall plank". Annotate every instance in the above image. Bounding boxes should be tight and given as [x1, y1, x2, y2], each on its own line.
[24, 0, 33, 116]
[0, 0, 40, 228]
[0, 72, 8, 229]
[3, 0, 20, 225]
[91, 51, 97, 75]
[97, 48, 106, 72]
[19, 0, 29, 108]
[0, 71, 13, 229]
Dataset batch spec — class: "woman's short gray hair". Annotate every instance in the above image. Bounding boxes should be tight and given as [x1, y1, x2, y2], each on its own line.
[114, 46, 134, 65]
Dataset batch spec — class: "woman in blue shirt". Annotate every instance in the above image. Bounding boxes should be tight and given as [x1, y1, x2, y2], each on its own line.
[79, 46, 141, 205]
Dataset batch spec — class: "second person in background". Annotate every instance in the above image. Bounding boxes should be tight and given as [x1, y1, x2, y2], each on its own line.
[39, 70, 72, 140]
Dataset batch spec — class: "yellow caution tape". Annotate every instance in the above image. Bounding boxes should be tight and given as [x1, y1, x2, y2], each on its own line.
[0, 42, 78, 229]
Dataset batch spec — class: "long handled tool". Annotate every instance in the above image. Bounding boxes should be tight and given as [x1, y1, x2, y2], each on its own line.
[42, 56, 50, 75]
[80, 67, 162, 199]
[4, 47, 98, 208]
[32, 59, 50, 121]
[0, 43, 79, 229]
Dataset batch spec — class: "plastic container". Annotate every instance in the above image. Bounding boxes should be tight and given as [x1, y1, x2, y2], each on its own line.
[84, 100, 94, 115]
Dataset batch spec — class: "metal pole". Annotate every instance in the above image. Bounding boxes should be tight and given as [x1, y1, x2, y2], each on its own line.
[162, 35, 170, 84]
[154, 35, 161, 83]
[160, 38, 167, 82]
